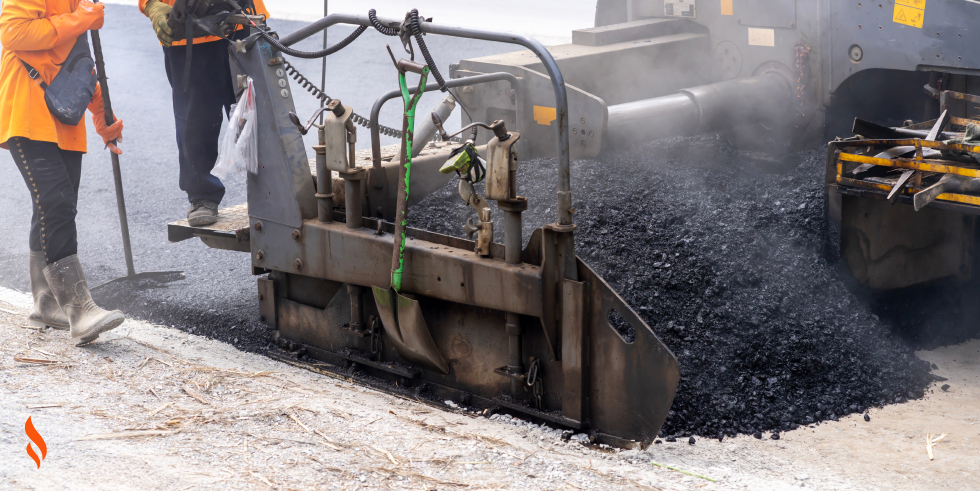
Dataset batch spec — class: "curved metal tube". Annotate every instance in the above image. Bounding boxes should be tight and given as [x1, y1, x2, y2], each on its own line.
[369, 72, 521, 172]
[279, 13, 573, 225]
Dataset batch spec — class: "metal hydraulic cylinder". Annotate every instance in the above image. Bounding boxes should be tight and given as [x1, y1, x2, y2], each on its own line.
[606, 71, 794, 145]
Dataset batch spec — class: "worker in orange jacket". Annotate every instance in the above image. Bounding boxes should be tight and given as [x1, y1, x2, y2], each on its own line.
[139, 0, 268, 226]
[0, 0, 127, 346]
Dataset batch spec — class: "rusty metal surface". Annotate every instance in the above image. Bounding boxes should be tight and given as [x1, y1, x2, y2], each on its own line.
[257, 278, 276, 327]
[578, 258, 680, 443]
[372, 286, 450, 374]
[254, 218, 545, 318]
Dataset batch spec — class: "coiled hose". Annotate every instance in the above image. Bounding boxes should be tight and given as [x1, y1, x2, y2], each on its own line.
[407, 9, 447, 92]
[255, 8, 464, 140]
[255, 24, 368, 59]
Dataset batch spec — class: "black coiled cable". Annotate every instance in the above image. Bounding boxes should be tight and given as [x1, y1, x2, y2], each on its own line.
[256, 24, 368, 59]
[407, 9, 448, 92]
[368, 8, 398, 36]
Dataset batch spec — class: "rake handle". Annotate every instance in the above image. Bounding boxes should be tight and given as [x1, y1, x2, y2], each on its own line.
[90, 19, 136, 277]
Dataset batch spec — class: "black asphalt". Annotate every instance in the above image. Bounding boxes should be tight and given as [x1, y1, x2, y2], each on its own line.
[0, 4, 511, 351]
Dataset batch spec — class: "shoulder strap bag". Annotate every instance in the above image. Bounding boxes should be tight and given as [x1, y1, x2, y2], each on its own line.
[19, 35, 98, 126]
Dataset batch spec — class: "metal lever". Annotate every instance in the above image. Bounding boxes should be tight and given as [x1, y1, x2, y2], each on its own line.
[289, 107, 328, 135]
[443, 119, 510, 142]
[290, 101, 345, 135]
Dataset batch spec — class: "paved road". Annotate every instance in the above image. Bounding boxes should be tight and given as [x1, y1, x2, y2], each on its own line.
[0, 4, 513, 350]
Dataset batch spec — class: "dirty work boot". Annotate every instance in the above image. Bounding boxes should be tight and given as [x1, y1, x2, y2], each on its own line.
[187, 199, 219, 227]
[43, 255, 125, 346]
[27, 251, 69, 330]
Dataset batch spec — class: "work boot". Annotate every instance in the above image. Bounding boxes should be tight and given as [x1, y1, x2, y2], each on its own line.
[27, 251, 69, 330]
[43, 255, 125, 346]
[187, 199, 219, 227]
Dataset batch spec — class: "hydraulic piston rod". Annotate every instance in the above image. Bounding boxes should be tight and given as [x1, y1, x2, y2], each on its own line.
[606, 71, 795, 145]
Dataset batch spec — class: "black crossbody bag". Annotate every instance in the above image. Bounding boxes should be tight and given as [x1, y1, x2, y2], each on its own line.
[19, 35, 98, 126]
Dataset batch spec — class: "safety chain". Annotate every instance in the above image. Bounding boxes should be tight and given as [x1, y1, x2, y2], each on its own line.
[369, 315, 384, 357]
[282, 60, 461, 143]
[526, 358, 544, 410]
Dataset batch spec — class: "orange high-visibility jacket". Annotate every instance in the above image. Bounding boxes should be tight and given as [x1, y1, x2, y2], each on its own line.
[0, 0, 106, 152]
[138, 0, 269, 46]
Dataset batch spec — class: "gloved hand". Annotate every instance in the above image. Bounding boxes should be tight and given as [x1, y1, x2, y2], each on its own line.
[75, 0, 106, 30]
[49, 0, 105, 45]
[90, 105, 123, 155]
[144, 0, 174, 47]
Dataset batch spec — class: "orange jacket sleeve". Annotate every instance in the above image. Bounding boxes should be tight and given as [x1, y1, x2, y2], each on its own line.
[0, 0, 102, 51]
[87, 82, 104, 114]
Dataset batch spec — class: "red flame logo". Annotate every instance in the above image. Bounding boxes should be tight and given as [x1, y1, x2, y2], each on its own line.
[25, 416, 46, 469]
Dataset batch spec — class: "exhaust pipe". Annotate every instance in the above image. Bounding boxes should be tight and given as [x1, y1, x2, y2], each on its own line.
[606, 71, 795, 144]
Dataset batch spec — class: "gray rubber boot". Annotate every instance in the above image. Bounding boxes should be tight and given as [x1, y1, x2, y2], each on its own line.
[43, 255, 125, 346]
[27, 251, 69, 330]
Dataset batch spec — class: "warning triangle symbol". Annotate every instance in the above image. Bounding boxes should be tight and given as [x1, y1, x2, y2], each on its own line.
[897, 10, 906, 21]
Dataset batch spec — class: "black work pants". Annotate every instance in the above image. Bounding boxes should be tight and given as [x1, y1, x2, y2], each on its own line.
[8, 137, 82, 265]
[162, 38, 237, 205]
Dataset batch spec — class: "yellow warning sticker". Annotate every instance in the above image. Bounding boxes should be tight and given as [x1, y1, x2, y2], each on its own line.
[721, 0, 733, 16]
[893, 1, 925, 29]
[533, 106, 557, 126]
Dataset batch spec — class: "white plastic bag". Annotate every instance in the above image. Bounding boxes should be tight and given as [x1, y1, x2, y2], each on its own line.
[213, 77, 258, 179]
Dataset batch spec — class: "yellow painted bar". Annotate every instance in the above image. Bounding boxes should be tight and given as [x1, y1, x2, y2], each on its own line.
[839, 153, 980, 178]
[836, 176, 980, 207]
[836, 139, 980, 154]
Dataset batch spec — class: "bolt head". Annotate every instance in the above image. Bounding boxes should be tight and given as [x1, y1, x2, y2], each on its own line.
[254, 221, 263, 232]
[294, 258, 303, 270]
[255, 250, 265, 261]
[292, 229, 301, 240]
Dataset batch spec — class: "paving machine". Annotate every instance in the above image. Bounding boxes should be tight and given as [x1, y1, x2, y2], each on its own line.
[168, 9, 678, 448]
[166, 1, 980, 446]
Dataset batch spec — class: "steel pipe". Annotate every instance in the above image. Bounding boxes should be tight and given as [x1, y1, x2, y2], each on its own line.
[368, 72, 521, 172]
[278, 13, 573, 225]
[606, 71, 795, 145]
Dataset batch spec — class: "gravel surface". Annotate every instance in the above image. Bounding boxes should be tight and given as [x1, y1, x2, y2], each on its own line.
[3, 288, 978, 491]
[412, 135, 954, 439]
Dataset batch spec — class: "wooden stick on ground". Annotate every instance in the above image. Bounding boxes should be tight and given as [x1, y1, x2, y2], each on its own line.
[926, 434, 935, 461]
[313, 429, 343, 451]
[76, 430, 172, 441]
[147, 402, 171, 417]
[288, 412, 311, 433]
[183, 386, 209, 405]
[247, 470, 274, 487]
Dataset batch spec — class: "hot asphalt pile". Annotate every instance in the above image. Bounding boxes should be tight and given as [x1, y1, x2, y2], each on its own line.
[413, 135, 939, 439]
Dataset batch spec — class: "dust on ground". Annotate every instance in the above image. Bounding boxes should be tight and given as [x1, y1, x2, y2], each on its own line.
[0, 288, 976, 491]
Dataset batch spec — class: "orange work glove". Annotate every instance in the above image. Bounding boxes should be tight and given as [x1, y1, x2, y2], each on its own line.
[49, 0, 105, 45]
[90, 107, 123, 155]
[75, 0, 106, 30]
